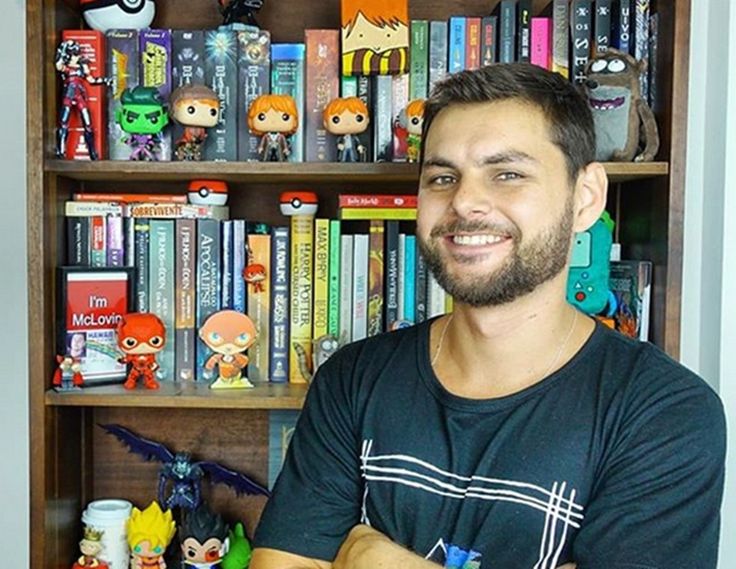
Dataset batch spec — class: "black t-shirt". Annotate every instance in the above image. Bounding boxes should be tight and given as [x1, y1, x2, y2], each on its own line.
[254, 319, 725, 568]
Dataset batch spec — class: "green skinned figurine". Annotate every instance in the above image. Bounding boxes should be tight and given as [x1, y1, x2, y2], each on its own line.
[221, 523, 253, 569]
[115, 86, 169, 161]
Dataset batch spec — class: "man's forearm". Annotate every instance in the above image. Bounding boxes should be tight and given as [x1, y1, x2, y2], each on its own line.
[333, 525, 440, 569]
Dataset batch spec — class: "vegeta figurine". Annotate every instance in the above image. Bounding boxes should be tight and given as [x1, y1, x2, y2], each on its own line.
[116, 86, 169, 161]
[179, 504, 229, 568]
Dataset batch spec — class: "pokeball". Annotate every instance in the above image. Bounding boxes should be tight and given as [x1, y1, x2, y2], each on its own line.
[81, 0, 156, 33]
[280, 191, 318, 217]
[188, 180, 228, 206]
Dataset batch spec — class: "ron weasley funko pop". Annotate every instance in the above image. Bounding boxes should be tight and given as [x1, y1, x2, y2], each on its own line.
[405, 98, 425, 163]
[199, 310, 258, 389]
[117, 312, 167, 390]
[247, 94, 299, 162]
[169, 84, 220, 161]
[323, 97, 370, 162]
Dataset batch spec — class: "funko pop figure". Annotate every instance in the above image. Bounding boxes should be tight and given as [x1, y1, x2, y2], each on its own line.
[116, 86, 169, 161]
[80, 0, 156, 33]
[247, 94, 299, 162]
[53, 354, 84, 391]
[179, 505, 229, 569]
[117, 312, 167, 390]
[405, 98, 425, 163]
[72, 526, 109, 569]
[323, 97, 370, 162]
[169, 84, 220, 161]
[199, 310, 258, 389]
[126, 502, 176, 569]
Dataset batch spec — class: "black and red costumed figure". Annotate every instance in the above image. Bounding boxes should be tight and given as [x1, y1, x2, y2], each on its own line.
[117, 312, 167, 390]
[55, 39, 110, 160]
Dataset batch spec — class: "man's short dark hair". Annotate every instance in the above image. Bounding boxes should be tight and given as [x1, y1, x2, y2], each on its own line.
[422, 64, 596, 181]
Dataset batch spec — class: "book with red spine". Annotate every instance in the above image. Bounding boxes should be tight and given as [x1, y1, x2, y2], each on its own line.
[465, 17, 481, 71]
[338, 194, 417, 208]
[74, 193, 188, 203]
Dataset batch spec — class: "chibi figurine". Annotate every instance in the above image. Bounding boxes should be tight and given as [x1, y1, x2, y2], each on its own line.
[188, 180, 229, 206]
[218, 0, 264, 27]
[220, 523, 252, 569]
[55, 39, 111, 161]
[583, 49, 660, 162]
[100, 423, 270, 514]
[279, 190, 319, 217]
[53, 354, 84, 391]
[404, 99, 425, 163]
[81, 0, 156, 33]
[199, 310, 258, 389]
[247, 94, 299, 162]
[169, 84, 221, 161]
[126, 502, 176, 569]
[115, 86, 169, 161]
[71, 526, 109, 569]
[179, 504, 229, 568]
[243, 261, 267, 294]
[116, 312, 167, 390]
[323, 97, 370, 162]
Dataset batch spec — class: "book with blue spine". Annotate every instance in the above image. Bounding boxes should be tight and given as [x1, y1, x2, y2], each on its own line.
[221, 220, 234, 309]
[196, 219, 221, 381]
[404, 235, 416, 323]
[614, 0, 633, 53]
[232, 219, 246, 313]
[397, 233, 406, 323]
[269, 226, 290, 383]
[428, 21, 448, 91]
[571, 0, 593, 84]
[448, 17, 466, 73]
[149, 219, 175, 381]
[271, 43, 306, 162]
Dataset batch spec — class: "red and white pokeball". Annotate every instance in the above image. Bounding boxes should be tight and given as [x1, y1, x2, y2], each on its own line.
[188, 180, 228, 206]
[81, 0, 156, 32]
[280, 191, 318, 217]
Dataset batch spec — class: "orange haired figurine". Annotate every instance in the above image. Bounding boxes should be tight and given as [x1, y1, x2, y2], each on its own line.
[117, 313, 166, 390]
[323, 96, 370, 162]
[405, 99, 425, 163]
[247, 94, 299, 162]
[199, 310, 258, 389]
[341, 0, 409, 75]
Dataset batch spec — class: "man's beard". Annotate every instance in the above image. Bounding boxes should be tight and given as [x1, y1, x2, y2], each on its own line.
[417, 197, 575, 307]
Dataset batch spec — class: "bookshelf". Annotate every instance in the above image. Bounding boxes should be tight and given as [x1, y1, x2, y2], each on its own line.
[27, 0, 691, 567]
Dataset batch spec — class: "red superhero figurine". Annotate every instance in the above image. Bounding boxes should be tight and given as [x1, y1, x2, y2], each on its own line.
[117, 313, 167, 390]
[53, 354, 85, 391]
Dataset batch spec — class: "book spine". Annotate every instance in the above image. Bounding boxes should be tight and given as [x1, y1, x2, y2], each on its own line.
[367, 220, 385, 336]
[391, 73, 410, 162]
[126, 203, 229, 220]
[648, 11, 659, 111]
[481, 16, 498, 67]
[106, 215, 125, 267]
[404, 235, 416, 324]
[106, 29, 139, 161]
[448, 17, 466, 73]
[409, 20, 429, 100]
[499, 1, 517, 64]
[339, 207, 417, 221]
[271, 43, 306, 162]
[288, 215, 314, 383]
[313, 218, 330, 339]
[66, 217, 90, 266]
[237, 29, 271, 161]
[175, 218, 196, 382]
[73, 193, 188, 203]
[384, 221, 399, 330]
[356, 75, 373, 159]
[397, 233, 406, 323]
[221, 220, 234, 308]
[246, 233, 271, 382]
[196, 219, 222, 380]
[305, 30, 340, 162]
[232, 219, 246, 313]
[634, 0, 650, 99]
[339, 194, 417, 208]
[594, 0, 612, 53]
[415, 251, 428, 323]
[171, 30, 206, 154]
[203, 29, 238, 161]
[339, 234, 354, 345]
[134, 218, 150, 312]
[90, 216, 107, 267]
[149, 219, 175, 381]
[269, 226, 290, 383]
[571, 0, 593, 84]
[351, 234, 369, 341]
[552, 0, 570, 78]
[531, 17, 553, 70]
[373, 75, 393, 162]
[427, 272, 446, 318]
[327, 219, 341, 338]
[465, 17, 481, 71]
[341, 75, 357, 97]
[139, 29, 172, 160]
[517, 0, 532, 63]
[65, 201, 127, 217]
[428, 21, 449, 91]
[614, 0, 633, 53]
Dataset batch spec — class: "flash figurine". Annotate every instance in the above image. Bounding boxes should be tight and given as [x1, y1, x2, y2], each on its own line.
[117, 312, 167, 390]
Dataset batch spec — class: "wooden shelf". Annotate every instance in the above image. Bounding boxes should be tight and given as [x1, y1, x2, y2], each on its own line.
[45, 381, 308, 409]
[45, 159, 669, 183]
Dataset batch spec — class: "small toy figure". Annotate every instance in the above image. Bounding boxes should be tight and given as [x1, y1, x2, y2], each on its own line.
[53, 354, 84, 391]
[71, 527, 109, 569]
[247, 94, 299, 162]
[179, 504, 229, 568]
[55, 39, 111, 161]
[199, 310, 258, 389]
[243, 262, 267, 294]
[220, 523, 252, 569]
[583, 49, 660, 162]
[116, 86, 169, 161]
[169, 84, 221, 161]
[81, 0, 155, 33]
[323, 97, 370, 162]
[188, 180, 229, 206]
[100, 423, 270, 514]
[116, 312, 167, 390]
[279, 190, 319, 217]
[218, 0, 265, 27]
[126, 502, 176, 569]
[404, 98, 425, 163]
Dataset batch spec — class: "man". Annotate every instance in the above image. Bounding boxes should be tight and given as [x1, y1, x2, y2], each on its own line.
[251, 64, 726, 568]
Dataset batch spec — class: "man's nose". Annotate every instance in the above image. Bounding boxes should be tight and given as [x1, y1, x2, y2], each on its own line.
[450, 177, 493, 219]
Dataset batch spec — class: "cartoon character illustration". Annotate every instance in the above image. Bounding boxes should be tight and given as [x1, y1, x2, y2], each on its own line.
[341, 0, 409, 76]
[323, 97, 370, 162]
[218, 0, 264, 27]
[405, 98, 425, 163]
[115, 86, 169, 161]
[55, 39, 111, 160]
[279, 191, 319, 217]
[100, 423, 270, 513]
[169, 84, 220, 161]
[116, 312, 167, 390]
[199, 310, 258, 389]
[247, 94, 299, 162]
[53, 354, 84, 391]
[71, 526, 109, 569]
[188, 180, 228, 206]
[80, 0, 155, 33]
[179, 504, 229, 568]
[126, 502, 176, 569]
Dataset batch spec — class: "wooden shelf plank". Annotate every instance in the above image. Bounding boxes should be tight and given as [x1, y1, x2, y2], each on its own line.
[45, 381, 308, 409]
[45, 159, 669, 183]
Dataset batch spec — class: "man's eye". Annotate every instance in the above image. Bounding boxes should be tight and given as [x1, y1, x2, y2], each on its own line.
[496, 172, 523, 181]
[428, 175, 456, 186]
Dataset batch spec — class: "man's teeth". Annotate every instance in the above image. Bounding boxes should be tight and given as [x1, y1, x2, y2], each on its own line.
[452, 234, 506, 245]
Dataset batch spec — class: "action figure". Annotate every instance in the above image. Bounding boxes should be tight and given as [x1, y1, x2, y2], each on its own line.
[323, 96, 370, 162]
[53, 354, 84, 391]
[71, 527, 109, 569]
[116, 86, 169, 161]
[247, 94, 298, 162]
[116, 312, 167, 390]
[100, 423, 270, 514]
[81, 0, 155, 33]
[179, 504, 229, 568]
[218, 0, 264, 27]
[405, 98, 425, 163]
[199, 310, 258, 389]
[126, 502, 176, 569]
[220, 523, 252, 569]
[55, 39, 110, 160]
[169, 84, 220, 161]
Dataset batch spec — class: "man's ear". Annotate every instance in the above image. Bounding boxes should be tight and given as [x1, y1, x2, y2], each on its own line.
[572, 162, 608, 232]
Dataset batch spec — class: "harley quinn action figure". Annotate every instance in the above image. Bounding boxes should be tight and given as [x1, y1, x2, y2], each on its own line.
[117, 312, 167, 390]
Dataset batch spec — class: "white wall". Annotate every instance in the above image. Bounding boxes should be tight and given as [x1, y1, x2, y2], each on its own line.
[0, 1, 29, 566]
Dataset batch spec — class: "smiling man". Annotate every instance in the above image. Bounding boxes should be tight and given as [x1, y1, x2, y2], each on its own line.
[250, 64, 726, 569]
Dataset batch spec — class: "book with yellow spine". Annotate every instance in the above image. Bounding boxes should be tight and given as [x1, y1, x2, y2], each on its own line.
[289, 215, 314, 383]
[339, 207, 417, 221]
[312, 218, 330, 341]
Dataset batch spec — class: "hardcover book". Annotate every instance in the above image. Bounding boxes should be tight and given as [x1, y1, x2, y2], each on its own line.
[409, 20, 429, 100]
[552, 0, 570, 78]
[175, 218, 196, 382]
[384, 220, 399, 330]
[313, 219, 331, 340]
[594, 0, 612, 53]
[428, 20, 448, 91]
[481, 16, 498, 67]
[269, 226, 290, 383]
[107, 29, 139, 161]
[328, 219, 342, 338]
[271, 43, 306, 162]
[148, 219, 175, 381]
[367, 220, 384, 337]
[517, 0, 532, 63]
[571, 0, 593, 84]
[339, 234, 354, 345]
[448, 17, 466, 73]
[497, 0, 517, 64]
[289, 215, 314, 383]
[195, 219, 222, 380]
[134, 218, 150, 312]
[139, 29, 172, 160]
[352, 233, 369, 341]
[204, 28, 239, 161]
[305, 30, 340, 162]
[237, 28, 271, 161]
[465, 17, 481, 71]
[247, 232, 272, 382]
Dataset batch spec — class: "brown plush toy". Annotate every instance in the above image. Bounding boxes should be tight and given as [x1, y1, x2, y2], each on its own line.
[583, 49, 659, 162]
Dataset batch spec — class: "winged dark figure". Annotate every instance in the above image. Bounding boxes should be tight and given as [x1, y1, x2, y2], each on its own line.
[218, 0, 265, 27]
